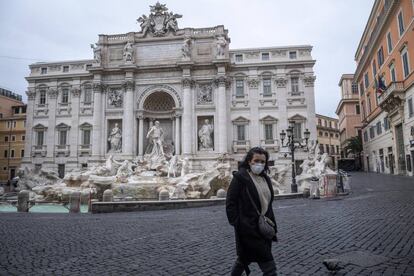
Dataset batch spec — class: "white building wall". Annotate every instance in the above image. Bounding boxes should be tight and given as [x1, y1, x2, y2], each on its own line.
[403, 85, 414, 176]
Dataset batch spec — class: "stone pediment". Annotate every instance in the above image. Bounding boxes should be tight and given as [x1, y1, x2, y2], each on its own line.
[289, 114, 306, 121]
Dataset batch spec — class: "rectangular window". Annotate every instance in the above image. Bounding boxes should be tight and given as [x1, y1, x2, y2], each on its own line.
[13, 121, 16, 128]
[401, 47, 410, 78]
[61, 88, 69, 103]
[22, 135, 25, 141]
[291, 77, 299, 94]
[369, 126, 375, 139]
[4, 150, 7, 158]
[235, 54, 243, 62]
[84, 87, 92, 104]
[41, 68, 47, 74]
[364, 131, 368, 142]
[377, 47, 384, 67]
[261, 53, 269, 60]
[21, 149, 24, 158]
[83, 129, 91, 145]
[264, 124, 273, 141]
[389, 63, 396, 82]
[364, 73, 369, 89]
[59, 130, 67, 145]
[5, 136, 8, 142]
[336, 146, 339, 154]
[39, 90, 46, 105]
[372, 60, 377, 77]
[235, 80, 244, 97]
[356, 104, 360, 114]
[352, 83, 358, 94]
[387, 32, 393, 53]
[263, 78, 272, 96]
[10, 149, 14, 158]
[376, 121, 382, 135]
[384, 117, 389, 130]
[7, 121, 11, 128]
[368, 97, 372, 113]
[326, 145, 330, 154]
[408, 98, 414, 118]
[237, 125, 246, 141]
[398, 11, 405, 36]
[63, 66, 69, 72]
[37, 131, 44, 146]
[359, 82, 364, 95]
[293, 122, 302, 140]
[289, 51, 297, 59]
[11, 135, 15, 141]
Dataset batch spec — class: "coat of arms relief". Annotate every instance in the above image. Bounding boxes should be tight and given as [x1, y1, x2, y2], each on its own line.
[137, 2, 182, 37]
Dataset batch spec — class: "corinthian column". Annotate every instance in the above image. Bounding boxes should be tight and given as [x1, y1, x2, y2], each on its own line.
[175, 115, 181, 155]
[182, 78, 194, 155]
[138, 114, 144, 156]
[215, 76, 230, 153]
[122, 80, 135, 158]
[92, 83, 104, 158]
[23, 89, 36, 163]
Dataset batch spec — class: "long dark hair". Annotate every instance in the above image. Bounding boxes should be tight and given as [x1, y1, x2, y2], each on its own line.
[238, 147, 270, 174]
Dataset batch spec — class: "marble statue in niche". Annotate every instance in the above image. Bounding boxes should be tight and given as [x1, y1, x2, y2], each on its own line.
[108, 123, 122, 153]
[198, 118, 214, 150]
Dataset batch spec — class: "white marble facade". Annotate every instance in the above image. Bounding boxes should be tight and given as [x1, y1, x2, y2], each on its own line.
[22, 3, 317, 174]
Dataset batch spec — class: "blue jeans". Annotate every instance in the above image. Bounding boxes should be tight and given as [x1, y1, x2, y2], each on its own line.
[231, 257, 277, 276]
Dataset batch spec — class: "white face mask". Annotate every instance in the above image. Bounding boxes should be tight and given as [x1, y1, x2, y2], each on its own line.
[250, 163, 265, 175]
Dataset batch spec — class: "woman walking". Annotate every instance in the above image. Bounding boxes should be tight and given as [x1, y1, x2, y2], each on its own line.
[226, 147, 278, 276]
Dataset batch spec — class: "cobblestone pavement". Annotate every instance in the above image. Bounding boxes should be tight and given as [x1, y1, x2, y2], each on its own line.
[1, 172, 414, 276]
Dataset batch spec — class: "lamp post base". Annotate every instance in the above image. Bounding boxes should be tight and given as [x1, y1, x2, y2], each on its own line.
[291, 183, 298, 193]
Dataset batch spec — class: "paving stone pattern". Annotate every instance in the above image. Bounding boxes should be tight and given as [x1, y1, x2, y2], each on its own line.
[0, 172, 413, 275]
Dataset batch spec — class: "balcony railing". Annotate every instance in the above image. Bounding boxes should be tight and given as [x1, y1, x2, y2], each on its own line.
[32, 145, 47, 157]
[231, 94, 249, 107]
[260, 139, 280, 152]
[78, 144, 92, 156]
[55, 144, 70, 156]
[378, 81, 405, 106]
[232, 140, 250, 153]
[259, 92, 277, 106]
[35, 103, 49, 116]
[57, 102, 71, 115]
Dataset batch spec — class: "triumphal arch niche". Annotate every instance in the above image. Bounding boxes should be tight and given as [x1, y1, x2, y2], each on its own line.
[137, 85, 182, 158]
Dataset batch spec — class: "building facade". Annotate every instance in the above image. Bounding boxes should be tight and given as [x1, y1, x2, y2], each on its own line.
[23, 3, 317, 176]
[0, 88, 26, 187]
[316, 114, 340, 168]
[355, 0, 414, 176]
[335, 74, 362, 158]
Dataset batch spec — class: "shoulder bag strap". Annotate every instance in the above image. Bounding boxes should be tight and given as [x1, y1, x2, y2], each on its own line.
[245, 185, 261, 217]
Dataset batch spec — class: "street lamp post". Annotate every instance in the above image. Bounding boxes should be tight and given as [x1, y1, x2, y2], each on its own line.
[280, 121, 311, 193]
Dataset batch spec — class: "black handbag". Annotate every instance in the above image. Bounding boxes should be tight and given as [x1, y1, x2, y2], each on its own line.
[245, 186, 276, 240]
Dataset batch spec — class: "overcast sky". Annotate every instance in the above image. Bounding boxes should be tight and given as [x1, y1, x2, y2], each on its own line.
[0, 0, 374, 117]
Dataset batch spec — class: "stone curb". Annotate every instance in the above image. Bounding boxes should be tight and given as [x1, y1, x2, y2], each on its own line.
[91, 192, 304, 214]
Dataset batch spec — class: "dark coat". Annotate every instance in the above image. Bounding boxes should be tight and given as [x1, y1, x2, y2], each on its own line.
[226, 167, 278, 263]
